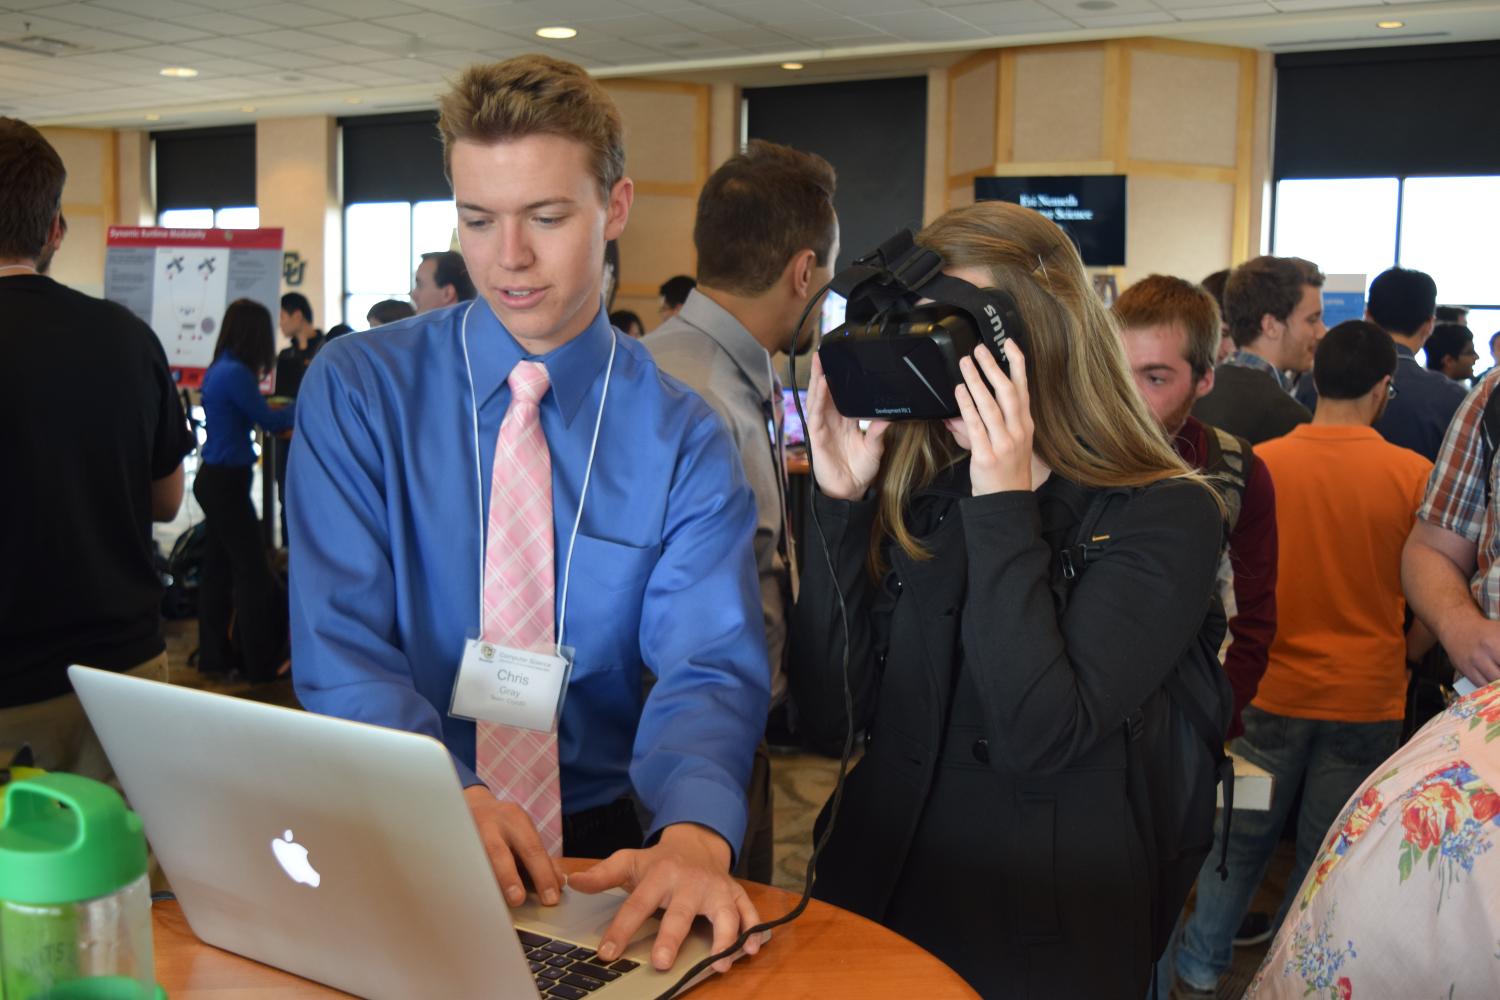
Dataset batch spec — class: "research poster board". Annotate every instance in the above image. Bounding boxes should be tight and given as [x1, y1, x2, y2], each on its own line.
[105, 227, 284, 389]
[1322, 273, 1367, 329]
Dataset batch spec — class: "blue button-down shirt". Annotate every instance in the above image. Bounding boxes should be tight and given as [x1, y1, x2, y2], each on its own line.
[286, 301, 769, 854]
[200, 356, 295, 465]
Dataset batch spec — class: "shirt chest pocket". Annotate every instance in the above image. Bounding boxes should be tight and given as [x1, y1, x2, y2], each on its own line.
[559, 533, 659, 669]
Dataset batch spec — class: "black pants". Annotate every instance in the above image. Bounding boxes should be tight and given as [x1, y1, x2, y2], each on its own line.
[563, 798, 644, 860]
[193, 463, 286, 680]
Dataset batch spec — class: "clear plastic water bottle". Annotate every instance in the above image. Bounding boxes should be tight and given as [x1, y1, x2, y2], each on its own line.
[0, 773, 164, 999]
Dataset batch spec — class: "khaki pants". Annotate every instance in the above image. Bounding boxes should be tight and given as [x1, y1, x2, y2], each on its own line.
[0, 654, 170, 780]
[1, 655, 172, 891]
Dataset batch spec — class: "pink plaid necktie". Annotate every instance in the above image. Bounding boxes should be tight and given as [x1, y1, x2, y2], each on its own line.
[475, 360, 564, 855]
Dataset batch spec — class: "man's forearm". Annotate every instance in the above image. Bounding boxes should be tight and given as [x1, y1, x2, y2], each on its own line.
[1404, 538, 1485, 645]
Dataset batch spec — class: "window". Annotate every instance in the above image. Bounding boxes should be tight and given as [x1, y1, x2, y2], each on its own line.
[1273, 175, 1500, 362]
[344, 199, 456, 330]
[157, 206, 260, 229]
[1271, 179, 1399, 283]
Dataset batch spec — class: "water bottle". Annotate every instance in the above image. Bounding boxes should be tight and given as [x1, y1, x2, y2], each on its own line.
[0, 773, 164, 999]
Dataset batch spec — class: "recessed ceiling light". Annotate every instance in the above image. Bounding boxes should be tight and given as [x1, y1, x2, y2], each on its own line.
[241, 105, 256, 113]
[159, 66, 198, 78]
[1376, 19, 1404, 27]
[144, 113, 160, 121]
[536, 26, 577, 39]
[344, 96, 362, 104]
[781, 62, 804, 70]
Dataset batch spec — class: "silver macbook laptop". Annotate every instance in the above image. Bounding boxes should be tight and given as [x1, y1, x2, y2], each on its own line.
[70, 665, 723, 1000]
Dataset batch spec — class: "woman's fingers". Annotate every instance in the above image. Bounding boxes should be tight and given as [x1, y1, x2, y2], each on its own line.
[959, 355, 1006, 447]
[973, 346, 1025, 442]
[954, 384, 995, 465]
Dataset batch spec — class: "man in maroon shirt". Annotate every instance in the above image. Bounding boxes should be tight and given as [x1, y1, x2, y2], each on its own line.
[1116, 274, 1279, 740]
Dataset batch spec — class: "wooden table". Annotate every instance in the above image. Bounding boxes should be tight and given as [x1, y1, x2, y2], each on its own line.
[151, 859, 977, 998]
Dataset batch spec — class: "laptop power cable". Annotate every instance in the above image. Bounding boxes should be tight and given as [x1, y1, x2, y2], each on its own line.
[651, 280, 856, 1000]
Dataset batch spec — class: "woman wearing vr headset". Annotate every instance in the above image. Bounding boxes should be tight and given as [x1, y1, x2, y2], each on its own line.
[792, 200, 1230, 998]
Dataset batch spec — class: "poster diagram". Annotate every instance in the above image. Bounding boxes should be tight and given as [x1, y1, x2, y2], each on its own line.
[105, 227, 284, 388]
[150, 246, 230, 370]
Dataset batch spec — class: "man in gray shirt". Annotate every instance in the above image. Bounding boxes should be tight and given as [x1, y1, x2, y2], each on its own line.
[645, 139, 839, 882]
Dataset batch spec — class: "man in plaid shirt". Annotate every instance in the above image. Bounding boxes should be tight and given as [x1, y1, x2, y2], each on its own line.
[1403, 373, 1500, 687]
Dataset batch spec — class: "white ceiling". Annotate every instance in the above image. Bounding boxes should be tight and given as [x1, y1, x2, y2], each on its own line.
[1, 0, 1496, 128]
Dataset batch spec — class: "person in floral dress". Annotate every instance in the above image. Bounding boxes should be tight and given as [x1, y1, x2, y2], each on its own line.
[1246, 679, 1500, 998]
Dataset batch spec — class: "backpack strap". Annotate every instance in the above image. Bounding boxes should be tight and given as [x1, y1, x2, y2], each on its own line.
[1200, 425, 1250, 535]
[1482, 382, 1500, 504]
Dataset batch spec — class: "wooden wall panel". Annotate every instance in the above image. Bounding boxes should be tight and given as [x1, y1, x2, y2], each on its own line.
[1127, 49, 1240, 168]
[1012, 49, 1106, 163]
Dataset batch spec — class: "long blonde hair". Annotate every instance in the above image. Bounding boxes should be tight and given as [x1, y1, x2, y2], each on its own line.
[871, 201, 1215, 571]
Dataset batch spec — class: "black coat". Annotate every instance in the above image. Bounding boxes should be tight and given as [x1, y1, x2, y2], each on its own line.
[790, 467, 1223, 999]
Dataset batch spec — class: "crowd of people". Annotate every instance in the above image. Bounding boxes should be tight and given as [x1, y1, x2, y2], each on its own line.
[5, 49, 1500, 1000]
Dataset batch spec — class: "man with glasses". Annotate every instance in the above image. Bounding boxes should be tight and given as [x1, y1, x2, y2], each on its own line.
[1172, 321, 1433, 999]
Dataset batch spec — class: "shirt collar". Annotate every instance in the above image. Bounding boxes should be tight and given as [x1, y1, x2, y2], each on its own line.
[1224, 350, 1291, 391]
[465, 298, 614, 428]
[676, 290, 777, 403]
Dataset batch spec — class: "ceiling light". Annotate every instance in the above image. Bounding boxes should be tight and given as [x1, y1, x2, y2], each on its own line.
[1376, 19, 1404, 27]
[344, 96, 362, 104]
[781, 62, 804, 70]
[241, 105, 256, 113]
[536, 26, 577, 39]
[144, 113, 160, 121]
[159, 66, 198, 78]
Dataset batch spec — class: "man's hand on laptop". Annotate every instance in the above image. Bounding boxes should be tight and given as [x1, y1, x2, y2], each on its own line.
[567, 822, 762, 974]
[463, 785, 567, 907]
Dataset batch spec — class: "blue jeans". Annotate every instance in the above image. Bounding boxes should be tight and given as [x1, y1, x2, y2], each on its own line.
[1166, 706, 1400, 994]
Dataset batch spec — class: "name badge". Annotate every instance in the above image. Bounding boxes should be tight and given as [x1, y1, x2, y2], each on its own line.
[450, 636, 574, 733]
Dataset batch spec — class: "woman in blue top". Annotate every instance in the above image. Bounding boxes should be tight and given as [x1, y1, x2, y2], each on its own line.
[194, 298, 295, 680]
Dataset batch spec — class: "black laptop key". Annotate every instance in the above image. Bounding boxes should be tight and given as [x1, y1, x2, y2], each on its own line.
[579, 963, 620, 982]
[609, 959, 640, 973]
[567, 946, 597, 961]
[529, 949, 552, 962]
[535, 977, 552, 992]
[518, 930, 553, 949]
[544, 940, 577, 955]
[561, 972, 606, 991]
[547, 955, 573, 968]
[529, 961, 545, 974]
[547, 986, 588, 1000]
[540, 967, 566, 981]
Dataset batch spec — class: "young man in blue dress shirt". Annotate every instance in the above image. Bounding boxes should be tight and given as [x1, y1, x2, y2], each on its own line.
[287, 56, 769, 973]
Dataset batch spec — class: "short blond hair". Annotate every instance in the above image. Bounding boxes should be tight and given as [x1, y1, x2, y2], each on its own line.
[1114, 274, 1222, 378]
[438, 56, 625, 201]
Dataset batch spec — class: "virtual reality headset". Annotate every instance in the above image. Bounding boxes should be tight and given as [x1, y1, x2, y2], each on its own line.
[817, 229, 1029, 421]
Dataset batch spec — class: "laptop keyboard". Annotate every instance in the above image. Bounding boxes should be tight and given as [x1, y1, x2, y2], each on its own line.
[518, 928, 641, 999]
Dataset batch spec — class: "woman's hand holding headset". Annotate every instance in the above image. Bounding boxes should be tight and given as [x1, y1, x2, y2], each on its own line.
[947, 341, 1041, 497]
[806, 352, 892, 502]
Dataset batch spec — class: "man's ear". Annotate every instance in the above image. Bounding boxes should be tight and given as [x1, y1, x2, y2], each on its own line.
[784, 249, 817, 299]
[1193, 365, 1216, 402]
[441, 284, 458, 307]
[1259, 312, 1281, 343]
[604, 177, 634, 242]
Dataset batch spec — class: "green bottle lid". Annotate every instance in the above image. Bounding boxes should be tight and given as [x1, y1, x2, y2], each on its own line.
[0, 774, 147, 905]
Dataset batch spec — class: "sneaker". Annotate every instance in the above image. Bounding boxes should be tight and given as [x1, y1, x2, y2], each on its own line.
[1233, 910, 1274, 947]
[1169, 979, 1217, 999]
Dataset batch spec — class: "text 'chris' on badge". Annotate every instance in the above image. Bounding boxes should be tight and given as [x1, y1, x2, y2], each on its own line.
[450, 637, 574, 733]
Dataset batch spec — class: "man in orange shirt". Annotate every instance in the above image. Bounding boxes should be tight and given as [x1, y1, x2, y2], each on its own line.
[1173, 321, 1432, 999]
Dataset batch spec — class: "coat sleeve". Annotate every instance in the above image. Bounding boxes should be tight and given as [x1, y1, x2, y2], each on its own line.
[959, 479, 1223, 772]
[1222, 453, 1277, 739]
[788, 488, 884, 752]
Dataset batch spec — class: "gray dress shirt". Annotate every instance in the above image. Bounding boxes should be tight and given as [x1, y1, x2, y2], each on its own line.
[645, 290, 790, 703]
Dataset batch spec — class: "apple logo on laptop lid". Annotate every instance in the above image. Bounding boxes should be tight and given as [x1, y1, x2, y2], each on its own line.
[271, 829, 321, 888]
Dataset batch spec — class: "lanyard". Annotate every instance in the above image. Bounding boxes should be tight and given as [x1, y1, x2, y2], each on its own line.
[460, 301, 616, 653]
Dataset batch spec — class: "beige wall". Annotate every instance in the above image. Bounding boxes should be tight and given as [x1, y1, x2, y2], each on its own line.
[37, 127, 116, 298]
[256, 115, 341, 335]
[602, 78, 711, 330]
[942, 38, 1263, 291]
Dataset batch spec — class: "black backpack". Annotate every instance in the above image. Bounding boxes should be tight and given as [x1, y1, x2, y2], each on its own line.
[1054, 485, 1235, 964]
